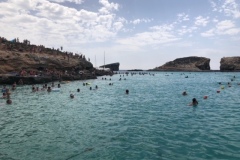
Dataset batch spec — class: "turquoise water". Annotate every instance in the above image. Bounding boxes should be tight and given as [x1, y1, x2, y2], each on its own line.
[0, 72, 240, 160]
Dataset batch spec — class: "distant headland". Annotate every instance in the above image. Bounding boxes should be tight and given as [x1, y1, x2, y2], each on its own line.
[220, 57, 240, 71]
[151, 56, 240, 72]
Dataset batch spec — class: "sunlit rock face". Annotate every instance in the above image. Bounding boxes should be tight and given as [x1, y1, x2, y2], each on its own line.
[220, 57, 240, 71]
[153, 56, 210, 71]
[0, 45, 93, 74]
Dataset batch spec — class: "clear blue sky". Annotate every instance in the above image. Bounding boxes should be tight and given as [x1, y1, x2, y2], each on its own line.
[0, 0, 240, 69]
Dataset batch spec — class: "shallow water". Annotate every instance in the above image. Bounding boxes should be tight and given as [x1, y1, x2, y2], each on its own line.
[0, 72, 240, 160]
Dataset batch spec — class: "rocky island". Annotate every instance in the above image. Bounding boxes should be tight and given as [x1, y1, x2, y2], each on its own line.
[220, 57, 240, 71]
[152, 56, 210, 71]
[0, 36, 112, 84]
[100, 62, 120, 71]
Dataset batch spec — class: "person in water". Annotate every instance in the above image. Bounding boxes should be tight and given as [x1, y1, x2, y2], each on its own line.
[6, 99, 12, 105]
[32, 85, 36, 92]
[77, 88, 80, 92]
[2, 85, 6, 93]
[126, 89, 129, 94]
[47, 86, 51, 92]
[5, 88, 11, 99]
[189, 98, 198, 106]
[12, 82, 16, 90]
[70, 94, 74, 98]
[182, 91, 187, 96]
[2, 92, 7, 99]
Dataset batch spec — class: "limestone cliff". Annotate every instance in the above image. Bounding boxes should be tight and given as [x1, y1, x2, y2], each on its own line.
[220, 57, 240, 71]
[0, 49, 93, 74]
[153, 56, 210, 71]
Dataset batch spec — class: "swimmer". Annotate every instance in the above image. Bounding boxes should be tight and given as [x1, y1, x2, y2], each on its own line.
[47, 86, 51, 92]
[95, 85, 98, 89]
[77, 88, 80, 92]
[83, 83, 86, 86]
[12, 82, 16, 90]
[6, 99, 12, 105]
[5, 88, 11, 98]
[2, 92, 7, 99]
[41, 85, 45, 91]
[182, 91, 187, 96]
[1, 85, 6, 93]
[58, 84, 61, 88]
[32, 86, 36, 92]
[189, 98, 198, 106]
[70, 94, 74, 98]
[11, 86, 16, 91]
[90, 87, 92, 90]
[126, 89, 129, 94]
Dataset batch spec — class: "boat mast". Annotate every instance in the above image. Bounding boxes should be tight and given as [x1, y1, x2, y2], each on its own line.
[104, 51, 105, 70]
[95, 55, 96, 68]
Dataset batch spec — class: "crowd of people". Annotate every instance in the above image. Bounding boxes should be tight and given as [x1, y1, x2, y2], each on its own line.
[1, 71, 238, 106]
[0, 36, 89, 62]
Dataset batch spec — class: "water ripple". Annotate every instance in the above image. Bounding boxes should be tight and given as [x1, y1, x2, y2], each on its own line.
[0, 72, 240, 160]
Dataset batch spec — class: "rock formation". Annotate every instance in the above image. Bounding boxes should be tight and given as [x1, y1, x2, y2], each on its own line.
[100, 62, 120, 71]
[220, 57, 240, 71]
[0, 36, 112, 84]
[153, 56, 210, 71]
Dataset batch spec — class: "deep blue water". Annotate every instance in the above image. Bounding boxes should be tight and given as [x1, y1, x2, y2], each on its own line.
[0, 72, 240, 160]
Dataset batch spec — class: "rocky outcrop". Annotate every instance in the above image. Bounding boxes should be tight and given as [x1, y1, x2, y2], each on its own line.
[152, 56, 210, 71]
[220, 57, 240, 71]
[0, 38, 116, 84]
[100, 62, 120, 71]
[0, 73, 98, 85]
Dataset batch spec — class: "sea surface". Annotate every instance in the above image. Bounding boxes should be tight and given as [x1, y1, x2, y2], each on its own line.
[0, 72, 240, 160]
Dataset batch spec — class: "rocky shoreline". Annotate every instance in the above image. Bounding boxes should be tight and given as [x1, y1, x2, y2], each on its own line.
[0, 69, 113, 85]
